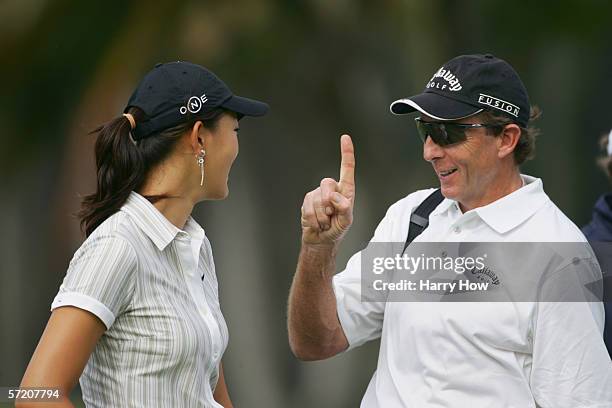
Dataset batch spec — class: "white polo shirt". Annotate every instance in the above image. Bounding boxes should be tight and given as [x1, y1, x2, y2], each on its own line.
[51, 191, 228, 408]
[333, 175, 612, 407]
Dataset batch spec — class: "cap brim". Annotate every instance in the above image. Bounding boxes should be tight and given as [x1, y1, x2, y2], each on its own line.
[222, 95, 269, 118]
[390, 92, 482, 121]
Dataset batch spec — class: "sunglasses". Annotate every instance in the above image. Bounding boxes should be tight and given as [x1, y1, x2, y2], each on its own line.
[414, 118, 502, 146]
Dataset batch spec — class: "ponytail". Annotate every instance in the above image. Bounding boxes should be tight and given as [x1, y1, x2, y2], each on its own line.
[78, 107, 227, 237]
[79, 108, 145, 237]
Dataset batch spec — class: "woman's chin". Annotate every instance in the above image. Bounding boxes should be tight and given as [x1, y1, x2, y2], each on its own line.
[202, 186, 229, 201]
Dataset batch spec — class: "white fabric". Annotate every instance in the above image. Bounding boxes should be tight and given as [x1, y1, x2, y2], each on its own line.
[52, 291, 116, 329]
[333, 175, 612, 407]
[389, 98, 483, 120]
[51, 191, 228, 408]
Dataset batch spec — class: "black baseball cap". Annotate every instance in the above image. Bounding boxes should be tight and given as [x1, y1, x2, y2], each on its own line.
[390, 54, 530, 127]
[125, 61, 269, 140]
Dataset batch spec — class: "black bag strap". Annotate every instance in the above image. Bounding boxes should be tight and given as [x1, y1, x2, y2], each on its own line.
[403, 189, 444, 253]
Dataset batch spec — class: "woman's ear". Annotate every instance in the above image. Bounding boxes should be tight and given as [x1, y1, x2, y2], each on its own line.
[189, 121, 206, 154]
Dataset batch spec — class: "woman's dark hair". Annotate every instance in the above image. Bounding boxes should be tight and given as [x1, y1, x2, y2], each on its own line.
[78, 107, 225, 237]
[480, 105, 542, 165]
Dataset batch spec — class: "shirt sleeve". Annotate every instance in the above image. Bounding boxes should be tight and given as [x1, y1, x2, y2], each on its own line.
[530, 256, 612, 407]
[51, 234, 137, 330]
[333, 198, 407, 351]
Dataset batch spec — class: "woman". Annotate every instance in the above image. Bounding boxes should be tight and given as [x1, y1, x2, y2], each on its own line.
[18, 61, 268, 407]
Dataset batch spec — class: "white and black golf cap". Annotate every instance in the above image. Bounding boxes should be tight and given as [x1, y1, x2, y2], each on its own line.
[125, 61, 269, 141]
[390, 54, 530, 127]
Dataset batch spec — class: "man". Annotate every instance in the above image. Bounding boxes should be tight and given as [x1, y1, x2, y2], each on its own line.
[287, 54, 612, 407]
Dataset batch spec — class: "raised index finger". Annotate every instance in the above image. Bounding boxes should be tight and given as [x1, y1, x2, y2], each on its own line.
[338, 134, 355, 193]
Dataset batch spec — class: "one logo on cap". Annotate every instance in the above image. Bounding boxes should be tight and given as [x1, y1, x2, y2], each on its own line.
[426, 67, 462, 92]
[180, 94, 208, 114]
[478, 93, 519, 117]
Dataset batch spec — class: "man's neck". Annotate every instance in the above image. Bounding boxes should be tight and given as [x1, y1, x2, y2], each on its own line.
[459, 171, 523, 213]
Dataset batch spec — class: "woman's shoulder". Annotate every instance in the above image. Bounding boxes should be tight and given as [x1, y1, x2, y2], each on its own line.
[90, 210, 137, 238]
[74, 211, 140, 261]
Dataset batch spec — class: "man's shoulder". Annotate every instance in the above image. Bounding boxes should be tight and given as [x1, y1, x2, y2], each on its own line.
[385, 188, 440, 219]
[368, 188, 442, 246]
[529, 199, 588, 242]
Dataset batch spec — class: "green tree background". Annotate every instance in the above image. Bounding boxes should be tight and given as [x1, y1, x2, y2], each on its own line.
[1, 1, 611, 406]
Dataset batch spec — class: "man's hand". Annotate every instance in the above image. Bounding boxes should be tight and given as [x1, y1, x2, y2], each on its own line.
[301, 134, 355, 246]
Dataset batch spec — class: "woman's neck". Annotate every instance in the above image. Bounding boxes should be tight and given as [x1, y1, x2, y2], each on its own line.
[138, 162, 196, 230]
[149, 197, 194, 230]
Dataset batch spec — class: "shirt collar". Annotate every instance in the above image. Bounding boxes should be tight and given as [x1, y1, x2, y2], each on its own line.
[431, 175, 550, 234]
[431, 196, 456, 216]
[121, 191, 182, 251]
[184, 215, 206, 249]
[186, 216, 204, 236]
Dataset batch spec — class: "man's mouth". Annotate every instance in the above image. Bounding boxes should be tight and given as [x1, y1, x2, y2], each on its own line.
[438, 168, 458, 177]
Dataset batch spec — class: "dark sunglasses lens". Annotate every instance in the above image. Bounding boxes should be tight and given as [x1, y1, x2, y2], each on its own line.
[415, 121, 467, 146]
[443, 124, 468, 145]
[416, 121, 448, 145]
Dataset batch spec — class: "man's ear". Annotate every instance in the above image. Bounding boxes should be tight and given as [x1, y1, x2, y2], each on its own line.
[497, 124, 521, 160]
[189, 121, 206, 154]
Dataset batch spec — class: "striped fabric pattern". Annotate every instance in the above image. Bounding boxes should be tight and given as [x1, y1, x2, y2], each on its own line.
[51, 191, 229, 407]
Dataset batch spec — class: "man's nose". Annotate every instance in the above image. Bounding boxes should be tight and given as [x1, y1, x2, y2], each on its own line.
[423, 136, 444, 162]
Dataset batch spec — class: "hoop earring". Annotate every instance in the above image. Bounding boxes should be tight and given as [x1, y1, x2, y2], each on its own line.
[197, 149, 206, 186]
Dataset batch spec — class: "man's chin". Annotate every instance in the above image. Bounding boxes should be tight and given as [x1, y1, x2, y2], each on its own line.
[439, 185, 455, 198]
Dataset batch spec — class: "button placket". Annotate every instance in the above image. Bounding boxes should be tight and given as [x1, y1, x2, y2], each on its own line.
[200, 258, 223, 363]
[177, 236, 208, 315]
[180, 232, 224, 367]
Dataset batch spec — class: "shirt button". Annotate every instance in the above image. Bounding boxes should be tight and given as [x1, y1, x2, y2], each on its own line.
[453, 226, 461, 234]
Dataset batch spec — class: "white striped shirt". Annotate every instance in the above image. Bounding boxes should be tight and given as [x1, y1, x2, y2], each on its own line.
[51, 191, 229, 407]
